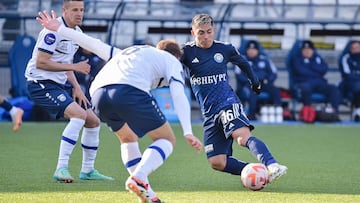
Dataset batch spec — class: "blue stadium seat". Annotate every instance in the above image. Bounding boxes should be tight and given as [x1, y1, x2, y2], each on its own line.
[8, 34, 36, 98]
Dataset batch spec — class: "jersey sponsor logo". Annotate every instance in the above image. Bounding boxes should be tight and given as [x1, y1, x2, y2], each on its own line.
[214, 53, 224, 63]
[190, 73, 227, 85]
[44, 33, 56, 45]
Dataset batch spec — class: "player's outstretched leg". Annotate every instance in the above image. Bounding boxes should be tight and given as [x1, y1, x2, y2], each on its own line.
[267, 163, 288, 183]
[125, 176, 149, 203]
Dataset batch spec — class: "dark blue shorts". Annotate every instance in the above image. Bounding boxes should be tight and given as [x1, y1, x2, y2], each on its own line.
[203, 103, 254, 158]
[27, 80, 73, 119]
[91, 84, 166, 137]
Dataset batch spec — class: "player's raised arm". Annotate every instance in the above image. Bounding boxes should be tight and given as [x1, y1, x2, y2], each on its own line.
[36, 10, 121, 61]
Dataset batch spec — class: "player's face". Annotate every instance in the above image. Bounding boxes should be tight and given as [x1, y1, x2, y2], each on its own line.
[246, 48, 259, 59]
[301, 48, 313, 58]
[191, 23, 215, 49]
[62, 1, 84, 28]
[350, 42, 360, 54]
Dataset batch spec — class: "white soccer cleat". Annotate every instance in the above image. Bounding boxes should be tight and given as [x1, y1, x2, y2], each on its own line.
[125, 176, 149, 203]
[267, 163, 288, 183]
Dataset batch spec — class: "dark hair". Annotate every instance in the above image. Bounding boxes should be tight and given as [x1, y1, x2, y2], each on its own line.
[156, 39, 182, 58]
[246, 40, 259, 50]
[301, 40, 315, 49]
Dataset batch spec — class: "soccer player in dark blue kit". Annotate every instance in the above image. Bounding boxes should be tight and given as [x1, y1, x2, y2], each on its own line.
[181, 14, 287, 183]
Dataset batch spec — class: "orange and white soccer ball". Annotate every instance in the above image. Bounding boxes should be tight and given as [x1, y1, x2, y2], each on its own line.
[241, 163, 269, 191]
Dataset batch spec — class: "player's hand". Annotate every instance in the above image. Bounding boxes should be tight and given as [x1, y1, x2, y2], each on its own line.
[36, 10, 61, 31]
[251, 82, 262, 95]
[74, 59, 90, 75]
[184, 134, 203, 153]
[72, 85, 90, 109]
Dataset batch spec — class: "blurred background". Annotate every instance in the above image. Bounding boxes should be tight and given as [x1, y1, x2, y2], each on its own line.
[0, 0, 359, 121]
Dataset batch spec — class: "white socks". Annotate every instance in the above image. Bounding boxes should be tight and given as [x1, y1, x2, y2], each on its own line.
[121, 142, 158, 199]
[121, 139, 173, 199]
[81, 126, 100, 173]
[56, 118, 85, 169]
[133, 139, 173, 180]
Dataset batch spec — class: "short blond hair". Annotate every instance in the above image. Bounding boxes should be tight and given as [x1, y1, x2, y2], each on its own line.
[156, 39, 182, 58]
[192, 14, 213, 28]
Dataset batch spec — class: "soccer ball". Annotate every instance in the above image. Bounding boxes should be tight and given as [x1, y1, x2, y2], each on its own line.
[241, 163, 269, 191]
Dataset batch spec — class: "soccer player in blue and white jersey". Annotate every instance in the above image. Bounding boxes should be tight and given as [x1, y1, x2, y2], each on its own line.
[36, 10, 203, 203]
[181, 14, 287, 183]
[25, 0, 112, 183]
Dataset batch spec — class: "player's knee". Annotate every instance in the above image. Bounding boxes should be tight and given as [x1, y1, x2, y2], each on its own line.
[84, 111, 100, 128]
[208, 156, 226, 171]
[232, 127, 251, 146]
[209, 161, 226, 171]
[65, 103, 87, 120]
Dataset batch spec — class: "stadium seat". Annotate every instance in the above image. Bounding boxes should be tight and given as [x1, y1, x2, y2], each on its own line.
[8, 34, 36, 98]
[285, 39, 327, 115]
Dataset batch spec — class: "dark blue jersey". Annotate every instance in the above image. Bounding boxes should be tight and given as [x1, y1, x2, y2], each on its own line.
[181, 41, 258, 116]
[292, 53, 328, 84]
[341, 52, 360, 82]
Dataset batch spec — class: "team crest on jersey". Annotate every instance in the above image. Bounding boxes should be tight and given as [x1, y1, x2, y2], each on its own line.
[57, 94, 66, 102]
[44, 33, 56, 45]
[214, 53, 224, 63]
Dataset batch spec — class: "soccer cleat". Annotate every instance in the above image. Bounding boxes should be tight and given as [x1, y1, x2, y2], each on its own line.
[53, 167, 74, 183]
[126, 176, 149, 203]
[79, 169, 114, 180]
[11, 108, 23, 132]
[267, 163, 288, 183]
[148, 196, 162, 203]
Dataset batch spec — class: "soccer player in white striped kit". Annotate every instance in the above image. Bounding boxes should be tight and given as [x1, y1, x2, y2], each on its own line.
[36, 10, 202, 203]
[25, 0, 112, 183]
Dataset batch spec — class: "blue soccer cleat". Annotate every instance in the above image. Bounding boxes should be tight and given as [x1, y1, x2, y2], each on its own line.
[53, 167, 74, 183]
[79, 169, 114, 180]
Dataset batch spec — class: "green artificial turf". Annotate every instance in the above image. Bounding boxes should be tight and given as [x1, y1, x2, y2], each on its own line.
[0, 122, 359, 202]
